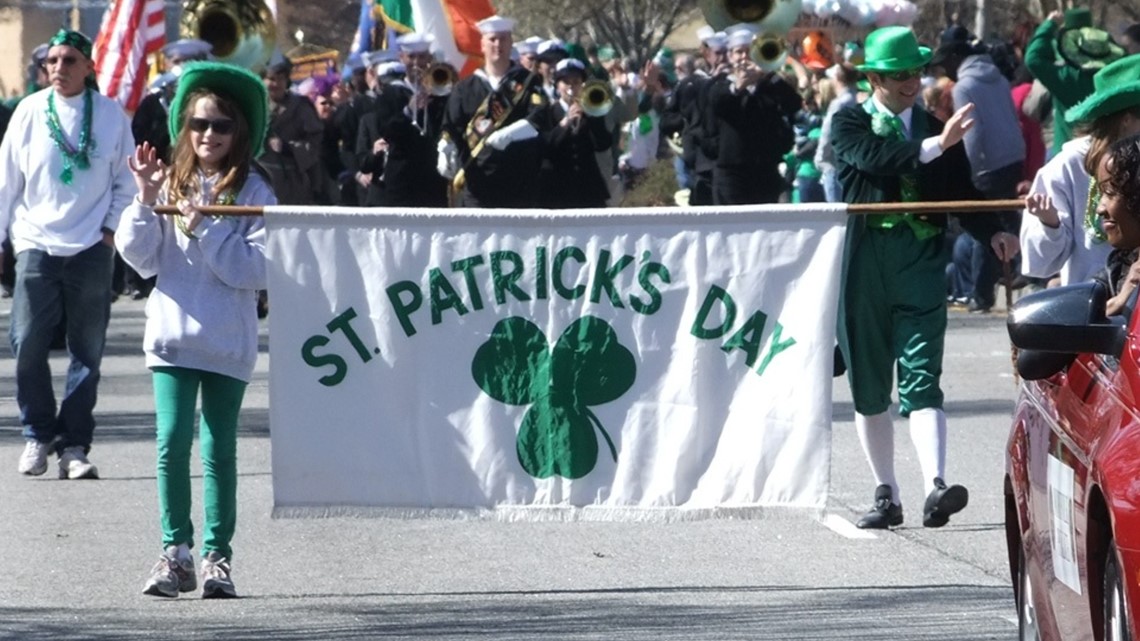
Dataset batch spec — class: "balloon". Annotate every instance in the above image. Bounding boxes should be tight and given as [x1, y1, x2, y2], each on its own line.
[896, 1, 917, 26]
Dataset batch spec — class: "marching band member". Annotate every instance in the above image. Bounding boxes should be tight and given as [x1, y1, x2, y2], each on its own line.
[538, 58, 615, 208]
[438, 15, 549, 208]
[706, 25, 801, 205]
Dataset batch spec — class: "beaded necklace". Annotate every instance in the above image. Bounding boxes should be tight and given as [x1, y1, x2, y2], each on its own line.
[1084, 176, 1106, 244]
[174, 172, 238, 238]
[45, 88, 94, 185]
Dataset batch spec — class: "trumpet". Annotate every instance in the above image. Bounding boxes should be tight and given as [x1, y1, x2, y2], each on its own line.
[424, 62, 458, 97]
[751, 33, 788, 72]
[577, 79, 614, 117]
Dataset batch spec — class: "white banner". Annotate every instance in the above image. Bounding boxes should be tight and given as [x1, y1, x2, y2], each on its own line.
[266, 205, 847, 519]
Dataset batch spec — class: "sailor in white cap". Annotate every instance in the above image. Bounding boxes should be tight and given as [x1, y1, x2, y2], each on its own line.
[361, 49, 399, 96]
[515, 36, 543, 71]
[161, 38, 212, 71]
[705, 23, 800, 205]
[535, 38, 569, 100]
[437, 14, 550, 207]
[537, 57, 615, 209]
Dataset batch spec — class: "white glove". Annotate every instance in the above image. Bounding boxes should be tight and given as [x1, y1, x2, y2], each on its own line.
[437, 136, 458, 179]
[485, 119, 539, 151]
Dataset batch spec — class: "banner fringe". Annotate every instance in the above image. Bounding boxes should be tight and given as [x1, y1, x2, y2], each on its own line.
[271, 504, 827, 522]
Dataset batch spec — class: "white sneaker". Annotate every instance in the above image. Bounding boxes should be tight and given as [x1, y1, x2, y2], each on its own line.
[17, 439, 51, 476]
[200, 551, 237, 599]
[58, 447, 99, 480]
[142, 546, 197, 597]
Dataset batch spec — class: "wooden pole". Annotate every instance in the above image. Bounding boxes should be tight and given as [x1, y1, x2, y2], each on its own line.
[153, 199, 1026, 218]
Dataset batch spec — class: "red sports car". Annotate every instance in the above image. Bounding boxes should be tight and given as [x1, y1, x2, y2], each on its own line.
[1006, 281, 1138, 641]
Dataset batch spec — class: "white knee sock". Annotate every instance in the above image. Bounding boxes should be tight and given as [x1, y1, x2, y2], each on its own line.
[855, 411, 898, 504]
[908, 407, 947, 495]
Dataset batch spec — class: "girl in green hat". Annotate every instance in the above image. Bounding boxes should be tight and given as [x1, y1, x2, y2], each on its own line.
[115, 62, 276, 600]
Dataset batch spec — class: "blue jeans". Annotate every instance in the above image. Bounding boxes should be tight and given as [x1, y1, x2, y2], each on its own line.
[10, 243, 114, 453]
[821, 168, 843, 203]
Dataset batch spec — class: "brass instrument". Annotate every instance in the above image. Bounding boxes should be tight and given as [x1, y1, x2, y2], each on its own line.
[425, 62, 458, 97]
[700, 0, 800, 71]
[698, 0, 802, 31]
[578, 79, 613, 117]
[751, 33, 788, 73]
[181, 0, 277, 71]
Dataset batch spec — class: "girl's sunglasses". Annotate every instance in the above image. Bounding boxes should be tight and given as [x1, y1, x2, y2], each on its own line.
[187, 117, 236, 135]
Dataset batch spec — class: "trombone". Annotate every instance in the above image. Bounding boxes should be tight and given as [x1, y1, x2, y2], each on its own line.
[412, 62, 458, 135]
[564, 79, 614, 130]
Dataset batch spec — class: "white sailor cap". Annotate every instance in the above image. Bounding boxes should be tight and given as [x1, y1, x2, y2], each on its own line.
[537, 38, 567, 58]
[396, 32, 434, 54]
[475, 15, 515, 35]
[696, 26, 716, 42]
[725, 26, 756, 50]
[553, 57, 587, 80]
[162, 38, 212, 61]
[376, 61, 406, 78]
[31, 43, 50, 65]
[703, 31, 728, 51]
[515, 36, 543, 56]
[362, 49, 399, 69]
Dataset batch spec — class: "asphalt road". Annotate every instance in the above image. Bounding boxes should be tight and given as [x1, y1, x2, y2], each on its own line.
[0, 298, 1021, 640]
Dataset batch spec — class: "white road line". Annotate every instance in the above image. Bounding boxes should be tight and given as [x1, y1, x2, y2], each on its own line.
[1001, 615, 1018, 626]
[820, 513, 878, 539]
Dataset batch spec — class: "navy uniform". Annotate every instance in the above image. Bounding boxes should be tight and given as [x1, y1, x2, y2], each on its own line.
[538, 59, 614, 209]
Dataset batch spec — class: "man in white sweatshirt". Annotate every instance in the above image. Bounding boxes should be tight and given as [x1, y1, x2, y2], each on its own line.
[0, 30, 137, 480]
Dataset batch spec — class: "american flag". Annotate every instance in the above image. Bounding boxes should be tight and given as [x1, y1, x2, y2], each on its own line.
[93, 0, 166, 112]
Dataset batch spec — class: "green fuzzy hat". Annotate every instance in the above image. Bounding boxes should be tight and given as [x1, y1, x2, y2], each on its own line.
[1066, 54, 1140, 124]
[167, 61, 269, 157]
[856, 26, 932, 73]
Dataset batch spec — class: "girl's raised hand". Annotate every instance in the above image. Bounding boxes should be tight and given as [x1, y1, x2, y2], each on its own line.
[1025, 192, 1060, 228]
[128, 143, 166, 206]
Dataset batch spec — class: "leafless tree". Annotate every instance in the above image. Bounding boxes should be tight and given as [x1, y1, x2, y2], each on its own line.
[498, 0, 698, 64]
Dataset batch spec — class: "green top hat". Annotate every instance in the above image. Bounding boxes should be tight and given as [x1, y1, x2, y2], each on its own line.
[1064, 8, 1093, 30]
[168, 61, 269, 157]
[856, 26, 932, 73]
[1058, 25, 1125, 71]
[1066, 54, 1140, 124]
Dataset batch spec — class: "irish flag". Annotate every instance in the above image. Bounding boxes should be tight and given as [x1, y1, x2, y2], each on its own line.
[374, 0, 496, 76]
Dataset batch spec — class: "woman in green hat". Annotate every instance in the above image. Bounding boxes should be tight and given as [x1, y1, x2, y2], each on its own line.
[1021, 53, 1140, 288]
[115, 61, 276, 600]
[831, 25, 1017, 531]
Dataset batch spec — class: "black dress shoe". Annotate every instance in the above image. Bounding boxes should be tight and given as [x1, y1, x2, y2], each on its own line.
[923, 478, 969, 528]
[855, 484, 903, 529]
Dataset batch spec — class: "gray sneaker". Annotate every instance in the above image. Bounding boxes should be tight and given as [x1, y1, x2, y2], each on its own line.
[142, 547, 197, 598]
[17, 439, 51, 476]
[200, 551, 237, 599]
[58, 447, 98, 480]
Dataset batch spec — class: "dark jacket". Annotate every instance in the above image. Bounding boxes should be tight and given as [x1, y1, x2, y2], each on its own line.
[538, 102, 613, 209]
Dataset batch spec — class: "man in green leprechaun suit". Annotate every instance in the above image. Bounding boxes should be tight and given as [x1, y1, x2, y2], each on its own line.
[831, 26, 1019, 530]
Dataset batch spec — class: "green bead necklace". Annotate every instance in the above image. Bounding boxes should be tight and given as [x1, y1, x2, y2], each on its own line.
[1084, 176, 1106, 244]
[45, 88, 95, 185]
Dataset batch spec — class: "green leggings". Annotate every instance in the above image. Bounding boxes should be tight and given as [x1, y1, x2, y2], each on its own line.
[153, 367, 247, 560]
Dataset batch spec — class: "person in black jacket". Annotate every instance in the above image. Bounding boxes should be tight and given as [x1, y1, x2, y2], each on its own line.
[538, 58, 614, 209]
[438, 15, 549, 208]
[707, 27, 801, 205]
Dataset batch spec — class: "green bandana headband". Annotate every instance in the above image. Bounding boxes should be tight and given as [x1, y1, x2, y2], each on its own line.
[47, 29, 98, 90]
[48, 29, 93, 59]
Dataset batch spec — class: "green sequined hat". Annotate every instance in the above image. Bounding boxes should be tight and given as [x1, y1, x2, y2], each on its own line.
[167, 61, 269, 156]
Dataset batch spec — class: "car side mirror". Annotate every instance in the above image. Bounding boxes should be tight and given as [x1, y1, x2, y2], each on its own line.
[1007, 281, 1126, 358]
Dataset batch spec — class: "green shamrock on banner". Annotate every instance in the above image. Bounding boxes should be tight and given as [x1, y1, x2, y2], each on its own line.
[471, 316, 637, 479]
